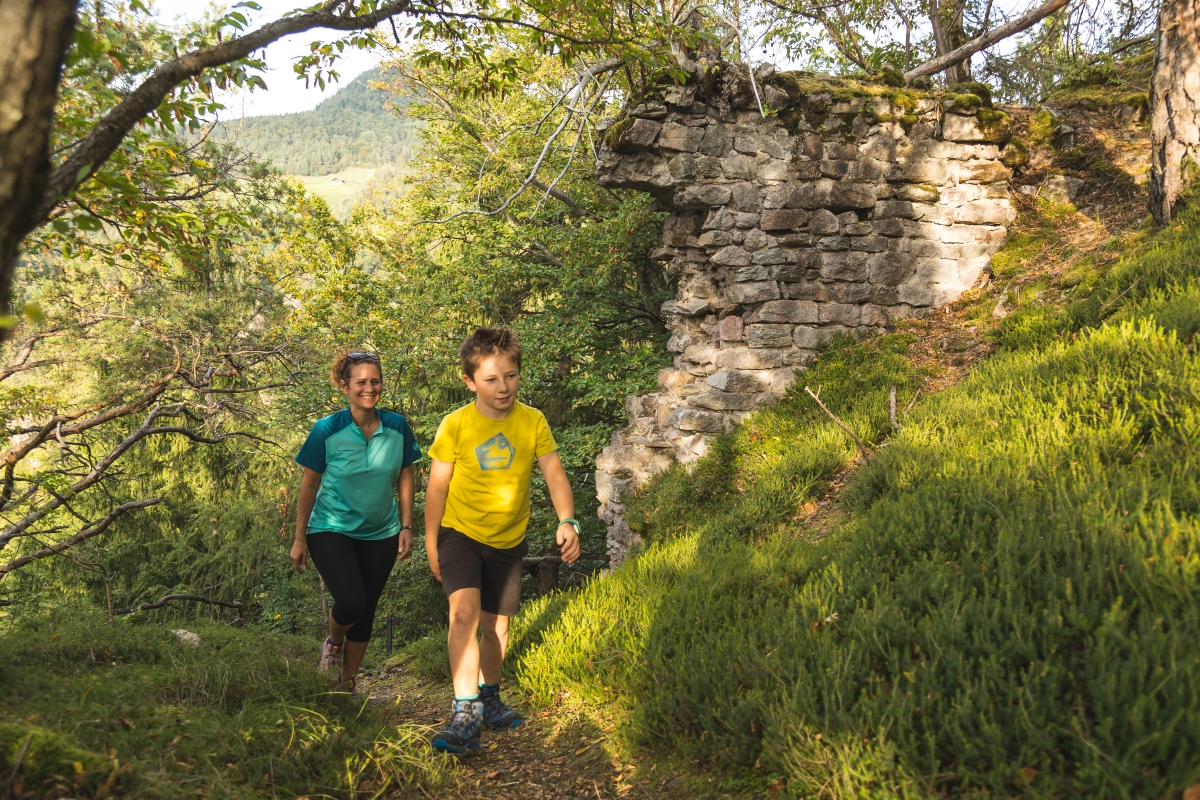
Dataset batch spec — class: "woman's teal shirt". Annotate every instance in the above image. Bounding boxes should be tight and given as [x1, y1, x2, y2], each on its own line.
[295, 409, 422, 540]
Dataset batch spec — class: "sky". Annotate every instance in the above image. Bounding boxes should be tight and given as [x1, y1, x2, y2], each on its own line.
[151, 0, 384, 118]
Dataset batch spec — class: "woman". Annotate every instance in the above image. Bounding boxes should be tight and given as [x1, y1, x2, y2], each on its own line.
[290, 350, 422, 694]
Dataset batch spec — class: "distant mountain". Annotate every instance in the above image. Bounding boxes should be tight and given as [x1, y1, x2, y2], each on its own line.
[213, 67, 421, 176]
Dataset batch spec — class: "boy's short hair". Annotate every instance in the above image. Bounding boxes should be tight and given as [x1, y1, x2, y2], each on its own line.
[460, 328, 522, 378]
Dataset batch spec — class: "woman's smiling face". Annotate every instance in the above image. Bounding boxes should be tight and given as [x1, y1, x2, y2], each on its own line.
[340, 362, 382, 411]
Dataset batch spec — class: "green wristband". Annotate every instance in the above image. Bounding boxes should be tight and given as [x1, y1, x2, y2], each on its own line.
[559, 518, 580, 533]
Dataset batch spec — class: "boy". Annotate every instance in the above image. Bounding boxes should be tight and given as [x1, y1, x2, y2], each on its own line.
[425, 327, 580, 753]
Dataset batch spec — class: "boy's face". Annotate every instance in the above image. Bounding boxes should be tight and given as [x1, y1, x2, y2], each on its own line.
[465, 353, 520, 416]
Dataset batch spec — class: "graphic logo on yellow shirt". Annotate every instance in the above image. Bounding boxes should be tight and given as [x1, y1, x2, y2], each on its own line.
[475, 433, 515, 470]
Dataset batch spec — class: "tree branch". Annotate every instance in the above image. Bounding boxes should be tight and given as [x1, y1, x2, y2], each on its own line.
[0, 498, 160, 576]
[804, 385, 873, 461]
[111, 593, 242, 616]
[905, 0, 1072, 81]
[36, 0, 417, 227]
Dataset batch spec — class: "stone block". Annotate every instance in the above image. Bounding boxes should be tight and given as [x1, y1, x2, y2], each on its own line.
[758, 299, 818, 323]
[845, 158, 886, 182]
[668, 407, 724, 432]
[707, 369, 766, 392]
[829, 282, 872, 303]
[735, 265, 771, 282]
[675, 185, 733, 208]
[718, 315, 744, 342]
[681, 344, 718, 364]
[744, 323, 794, 348]
[958, 160, 1012, 183]
[955, 200, 1014, 225]
[727, 280, 781, 304]
[711, 245, 752, 267]
[720, 153, 757, 180]
[871, 285, 899, 305]
[897, 184, 940, 202]
[758, 159, 789, 182]
[818, 303, 861, 325]
[807, 208, 840, 235]
[703, 206, 737, 230]
[783, 280, 827, 301]
[885, 158, 951, 184]
[824, 142, 859, 159]
[792, 325, 837, 349]
[897, 281, 934, 307]
[851, 236, 889, 253]
[735, 212, 762, 228]
[760, 208, 808, 230]
[659, 123, 704, 152]
[829, 182, 877, 209]
[872, 218, 906, 237]
[698, 124, 731, 157]
[791, 161, 822, 180]
[687, 392, 758, 411]
[695, 155, 722, 178]
[942, 111, 1012, 143]
[733, 136, 759, 154]
[742, 228, 770, 250]
[820, 250, 870, 282]
[751, 247, 787, 265]
[758, 136, 789, 160]
[610, 118, 663, 152]
[789, 179, 835, 209]
[715, 348, 787, 369]
[872, 200, 916, 219]
[698, 230, 733, 247]
[817, 236, 849, 251]
[657, 368, 695, 393]
[860, 303, 887, 326]
[668, 154, 695, 179]
[820, 159, 849, 179]
[870, 251, 917, 285]
[1041, 174, 1085, 203]
[729, 182, 763, 211]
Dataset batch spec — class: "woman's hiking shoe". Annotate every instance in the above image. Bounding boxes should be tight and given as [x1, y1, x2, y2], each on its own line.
[430, 699, 484, 754]
[318, 637, 344, 673]
[336, 677, 357, 697]
[478, 683, 522, 730]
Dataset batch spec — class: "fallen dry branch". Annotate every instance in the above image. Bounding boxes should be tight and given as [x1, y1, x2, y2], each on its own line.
[111, 593, 243, 616]
[805, 385, 874, 461]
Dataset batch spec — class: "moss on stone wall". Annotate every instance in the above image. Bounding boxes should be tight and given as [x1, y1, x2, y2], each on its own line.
[978, 108, 1014, 143]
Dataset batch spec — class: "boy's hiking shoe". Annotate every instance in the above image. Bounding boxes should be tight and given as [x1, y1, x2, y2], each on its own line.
[479, 683, 522, 730]
[430, 699, 484, 754]
[318, 637, 344, 673]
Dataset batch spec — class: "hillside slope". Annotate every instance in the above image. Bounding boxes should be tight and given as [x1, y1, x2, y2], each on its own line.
[497, 98, 1200, 795]
[212, 67, 419, 176]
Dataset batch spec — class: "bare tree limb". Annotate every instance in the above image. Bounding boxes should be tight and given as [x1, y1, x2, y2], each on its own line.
[529, 179, 600, 219]
[111, 593, 243, 615]
[804, 385, 874, 461]
[37, 1, 419, 227]
[905, 0, 1072, 81]
[0, 498, 160, 576]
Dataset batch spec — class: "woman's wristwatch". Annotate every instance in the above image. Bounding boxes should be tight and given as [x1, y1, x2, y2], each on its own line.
[399, 525, 413, 532]
[559, 518, 580, 535]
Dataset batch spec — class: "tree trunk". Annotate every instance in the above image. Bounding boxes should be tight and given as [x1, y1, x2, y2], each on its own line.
[0, 0, 77, 327]
[1148, 0, 1200, 225]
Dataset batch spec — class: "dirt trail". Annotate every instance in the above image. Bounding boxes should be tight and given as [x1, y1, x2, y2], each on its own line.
[358, 669, 710, 799]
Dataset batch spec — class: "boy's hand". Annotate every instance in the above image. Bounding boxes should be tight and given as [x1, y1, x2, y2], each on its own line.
[557, 522, 580, 564]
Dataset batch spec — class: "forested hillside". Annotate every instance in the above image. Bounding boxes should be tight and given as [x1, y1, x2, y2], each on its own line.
[211, 67, 420, 175]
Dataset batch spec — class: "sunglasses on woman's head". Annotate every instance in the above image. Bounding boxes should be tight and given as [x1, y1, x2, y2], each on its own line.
[347, 352, 379, 361]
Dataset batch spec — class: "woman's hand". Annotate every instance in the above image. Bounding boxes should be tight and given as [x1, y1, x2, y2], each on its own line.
[398, 528, 413, 561]
[290, 538, 308, 572]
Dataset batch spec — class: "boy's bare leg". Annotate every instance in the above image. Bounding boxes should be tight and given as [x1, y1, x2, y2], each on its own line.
[341, 640, 368, 682]
[478, 611, 510, 685]
[447, 588, 483, 698]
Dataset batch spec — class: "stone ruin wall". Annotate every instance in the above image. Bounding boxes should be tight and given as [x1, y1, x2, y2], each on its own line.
[593, 67, 1020, 565]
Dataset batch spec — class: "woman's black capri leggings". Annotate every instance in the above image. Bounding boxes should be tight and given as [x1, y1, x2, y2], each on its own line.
[306, 531, 398, 643]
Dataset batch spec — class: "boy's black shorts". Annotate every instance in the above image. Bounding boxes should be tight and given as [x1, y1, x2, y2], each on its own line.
[437, 526, 528, 616]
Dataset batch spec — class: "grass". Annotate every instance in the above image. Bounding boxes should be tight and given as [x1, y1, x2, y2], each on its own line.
[506, 204, 1200, 797]
[0, 617, 455, 798]
[298, 167, 380, 211]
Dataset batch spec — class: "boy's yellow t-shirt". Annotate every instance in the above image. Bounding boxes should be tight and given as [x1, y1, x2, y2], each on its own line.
[428, 401, 557, 549]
